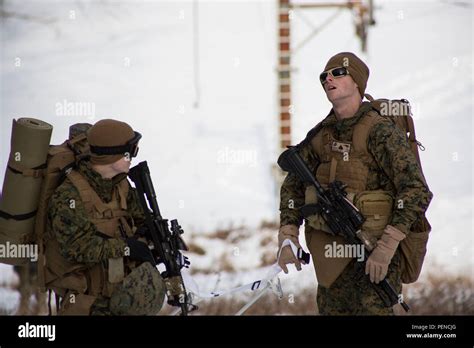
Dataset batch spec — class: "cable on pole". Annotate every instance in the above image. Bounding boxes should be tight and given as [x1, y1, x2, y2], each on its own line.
[193, 0, 200, 108]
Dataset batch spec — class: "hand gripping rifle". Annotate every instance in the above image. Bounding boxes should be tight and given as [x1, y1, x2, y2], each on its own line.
[129, 161, 193, 316]
[278, 146, 409, 312]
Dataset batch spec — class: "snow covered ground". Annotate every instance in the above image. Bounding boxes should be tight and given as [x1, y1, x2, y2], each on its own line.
[0, 0, 472, 313]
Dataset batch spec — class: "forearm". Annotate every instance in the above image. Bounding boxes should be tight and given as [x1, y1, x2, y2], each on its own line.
[54, 218, 126, 263]
[279, 172, 305, 227]
[127, 185, 146, 228]
[279, 142, 318, 227]
[390, 182, 432, 234]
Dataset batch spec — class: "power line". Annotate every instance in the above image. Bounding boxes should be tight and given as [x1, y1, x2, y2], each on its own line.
[193, 0, 200, 109]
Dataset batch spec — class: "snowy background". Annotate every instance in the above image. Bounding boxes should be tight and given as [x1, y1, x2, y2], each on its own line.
[0, 0, 472, 314]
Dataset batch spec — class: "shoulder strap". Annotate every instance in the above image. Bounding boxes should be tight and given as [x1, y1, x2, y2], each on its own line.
[352, 110, 385, 156]
[67, 170, 130, 215]
[66, 170, 107, 215]
[297, 114, 331, 149]
[116, 179, 129, 210]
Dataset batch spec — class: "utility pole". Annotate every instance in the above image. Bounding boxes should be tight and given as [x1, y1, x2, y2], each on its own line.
[277, 0, 292, 152]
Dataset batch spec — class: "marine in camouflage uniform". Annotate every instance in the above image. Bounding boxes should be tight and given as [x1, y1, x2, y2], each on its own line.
[46, 119, 165, 315]
[278, 52, 433, 315]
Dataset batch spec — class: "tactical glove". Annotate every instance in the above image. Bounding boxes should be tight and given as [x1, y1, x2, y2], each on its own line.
[135, 225, 149, 238]
[126, 238, 156, 266]
[365, 225, 406, 284]
[277, 224, 304, 274]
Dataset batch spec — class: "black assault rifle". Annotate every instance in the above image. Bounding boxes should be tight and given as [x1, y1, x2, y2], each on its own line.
[278, 146, 409, 312]
[129, 161, 192, 316]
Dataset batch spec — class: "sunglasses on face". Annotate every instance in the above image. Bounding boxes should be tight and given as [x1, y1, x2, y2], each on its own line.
[319, 67, 350, 84]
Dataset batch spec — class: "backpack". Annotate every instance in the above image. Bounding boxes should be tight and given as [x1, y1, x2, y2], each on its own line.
[0, 120, 92, 289]
[34, 123, 92, 291]
[364, 94, 432, 284]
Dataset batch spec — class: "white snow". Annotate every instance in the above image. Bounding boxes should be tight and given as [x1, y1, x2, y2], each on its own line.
[0, 0, 472, 313]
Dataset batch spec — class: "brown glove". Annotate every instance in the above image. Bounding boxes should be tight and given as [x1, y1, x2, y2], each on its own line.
[277, 225, 304, 274]
[365, 225, 406, 284]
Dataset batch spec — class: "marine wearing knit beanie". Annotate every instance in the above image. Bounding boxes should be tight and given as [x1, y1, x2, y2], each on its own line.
[87, 119, 135, 165]
[323, 52, 370, 98]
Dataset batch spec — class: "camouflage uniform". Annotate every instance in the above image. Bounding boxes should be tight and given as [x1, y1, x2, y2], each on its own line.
[48, 161, 142, 263]
[47, 160, 164, 315]
[316, 251, 402, 315]
[280, 102, 433, 315]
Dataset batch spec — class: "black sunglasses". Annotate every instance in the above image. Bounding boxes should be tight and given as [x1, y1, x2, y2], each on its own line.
[319, 67, 350, 84]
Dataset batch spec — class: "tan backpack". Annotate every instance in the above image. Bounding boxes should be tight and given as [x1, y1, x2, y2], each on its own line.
[0, 121, 92, 293]
[33, 124, 92, 291]
[365, 94, 431, 284]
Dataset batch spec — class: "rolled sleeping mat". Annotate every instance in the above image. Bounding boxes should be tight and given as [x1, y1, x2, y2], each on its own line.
[0, 118, 52, 265]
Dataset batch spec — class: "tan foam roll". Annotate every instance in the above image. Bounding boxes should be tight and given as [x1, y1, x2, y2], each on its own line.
[0, 118, 52, 265]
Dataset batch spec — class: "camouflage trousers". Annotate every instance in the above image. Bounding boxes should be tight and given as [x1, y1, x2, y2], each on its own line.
[316, 250, 402, 315]
[90, 297, 112, 316]
[91, 262, 165, 316]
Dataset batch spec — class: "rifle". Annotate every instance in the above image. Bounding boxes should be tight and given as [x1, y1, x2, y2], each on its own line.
[129, 161, 192, 316]
[278, 146, 410, 312]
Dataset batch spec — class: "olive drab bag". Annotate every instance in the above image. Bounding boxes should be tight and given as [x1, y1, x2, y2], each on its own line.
[33, 124, 92, 291]
[0, 121, 92, 290]
[0, 119, 53, 265]
[365, 94, 431, 284]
